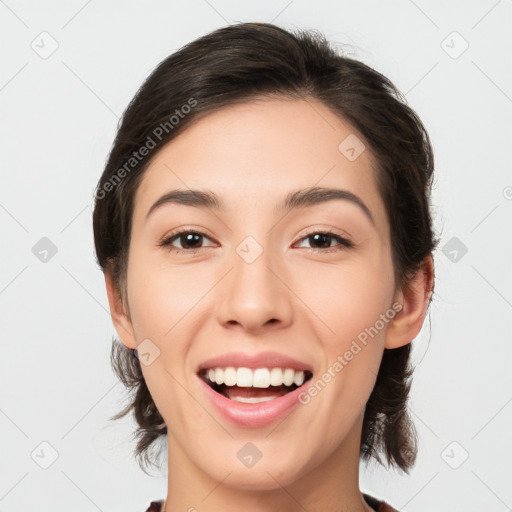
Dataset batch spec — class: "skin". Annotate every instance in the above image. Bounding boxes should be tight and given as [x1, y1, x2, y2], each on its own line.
[105, 97, 434, 512]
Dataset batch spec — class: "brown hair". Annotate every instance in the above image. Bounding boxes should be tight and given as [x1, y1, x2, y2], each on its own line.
[92, 22, 438, 474]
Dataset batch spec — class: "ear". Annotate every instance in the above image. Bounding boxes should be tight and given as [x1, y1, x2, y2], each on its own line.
[385, 255, 434, 349]
[104, 269, 137, 350]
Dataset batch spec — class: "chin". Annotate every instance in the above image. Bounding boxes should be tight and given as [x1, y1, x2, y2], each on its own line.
[195, 450, 312, 492]
[220, 466, 304, 492]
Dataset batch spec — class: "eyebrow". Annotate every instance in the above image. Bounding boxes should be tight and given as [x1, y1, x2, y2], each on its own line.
[146, 186, 374, 225]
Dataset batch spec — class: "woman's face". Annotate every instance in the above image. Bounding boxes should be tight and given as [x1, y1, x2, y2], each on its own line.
[120, 97, 401, 489]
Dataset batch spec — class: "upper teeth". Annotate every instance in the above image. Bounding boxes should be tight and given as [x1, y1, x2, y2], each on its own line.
[205, 367, 307, 388]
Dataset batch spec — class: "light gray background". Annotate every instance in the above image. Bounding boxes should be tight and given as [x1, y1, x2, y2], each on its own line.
[1, 1, 511, 511]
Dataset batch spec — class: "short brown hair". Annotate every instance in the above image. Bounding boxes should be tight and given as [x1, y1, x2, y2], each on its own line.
[93, 22, 438, 474]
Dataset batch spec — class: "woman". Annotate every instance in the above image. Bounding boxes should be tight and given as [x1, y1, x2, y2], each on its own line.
[93, 22, 437, 512]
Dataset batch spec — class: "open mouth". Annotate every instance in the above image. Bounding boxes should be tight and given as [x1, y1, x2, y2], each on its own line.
[198, 368, 314, 404]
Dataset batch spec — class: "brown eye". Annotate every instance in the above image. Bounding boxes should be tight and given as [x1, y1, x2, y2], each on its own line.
[158, 230, 215, 253]
[295, 231, 353, 252]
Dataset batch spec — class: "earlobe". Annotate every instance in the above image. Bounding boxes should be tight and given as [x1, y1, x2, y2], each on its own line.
[104, 270, 138, 350]
[385, 255, 434, 349]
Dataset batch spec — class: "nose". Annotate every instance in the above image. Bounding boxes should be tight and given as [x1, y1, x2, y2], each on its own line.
[216, 243, 294, 334]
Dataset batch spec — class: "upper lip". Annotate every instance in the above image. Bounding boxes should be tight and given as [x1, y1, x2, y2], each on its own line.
[197, 350, 313, 373]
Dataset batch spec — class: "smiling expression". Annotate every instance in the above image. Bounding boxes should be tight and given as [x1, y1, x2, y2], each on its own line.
[114, 96, 402, 490]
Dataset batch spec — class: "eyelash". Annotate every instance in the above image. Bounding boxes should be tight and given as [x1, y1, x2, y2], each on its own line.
[157, 228, 354, 255]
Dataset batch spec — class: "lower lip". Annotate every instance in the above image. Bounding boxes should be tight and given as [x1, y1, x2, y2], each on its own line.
[197, 375, 311, 428]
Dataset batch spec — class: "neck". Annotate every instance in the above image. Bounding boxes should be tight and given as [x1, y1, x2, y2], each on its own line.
[164, 414, 373, 512]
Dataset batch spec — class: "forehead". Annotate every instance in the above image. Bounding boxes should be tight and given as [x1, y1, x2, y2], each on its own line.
[132, 97, 388, 236]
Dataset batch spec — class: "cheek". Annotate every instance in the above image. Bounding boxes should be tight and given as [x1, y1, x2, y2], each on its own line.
[293, 257, 394, 410]
[295, 255, 395, 345]
[126, 253, 204, 340]
[126, 256, 206, 431]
